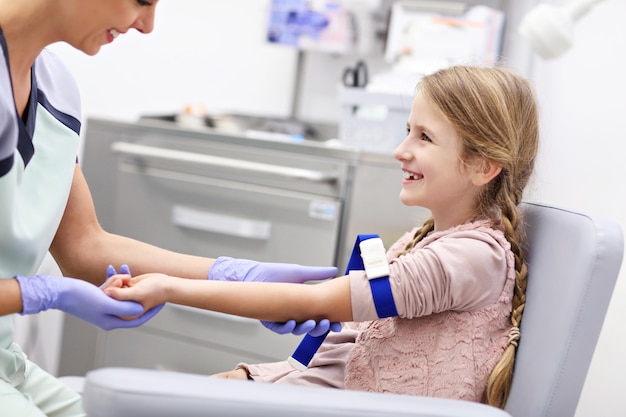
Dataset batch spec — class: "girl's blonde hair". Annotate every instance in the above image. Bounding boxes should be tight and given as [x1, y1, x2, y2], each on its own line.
[402, 65, 539, 408]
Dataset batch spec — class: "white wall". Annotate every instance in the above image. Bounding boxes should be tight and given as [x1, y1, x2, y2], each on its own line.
[36, 0, 625, 414]
[48, 0, 298, 122]
[525, 1, 626, 415]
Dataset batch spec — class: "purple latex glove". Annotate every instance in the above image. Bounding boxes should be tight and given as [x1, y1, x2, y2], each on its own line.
[15, 274, 158, 331]
[208, 257, 341, 336]
[208, 257, 338, 283]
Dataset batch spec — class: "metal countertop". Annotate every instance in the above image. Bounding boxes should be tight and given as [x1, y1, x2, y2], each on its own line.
[85, 117, 399, 167]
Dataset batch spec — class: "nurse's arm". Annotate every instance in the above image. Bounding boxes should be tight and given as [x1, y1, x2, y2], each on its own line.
[0, 278, 24, 316]
[50, 164, 214, 285]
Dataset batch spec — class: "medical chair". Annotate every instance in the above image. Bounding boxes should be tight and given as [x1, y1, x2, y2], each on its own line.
[77, 202, 624, 417]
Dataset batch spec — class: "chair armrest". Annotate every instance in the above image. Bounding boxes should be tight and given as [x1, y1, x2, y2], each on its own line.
[83, 367, 512, 417]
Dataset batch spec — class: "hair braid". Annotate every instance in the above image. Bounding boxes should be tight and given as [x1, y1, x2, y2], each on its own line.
[485, 196, 528, 407]
[401, 218, 435, 255]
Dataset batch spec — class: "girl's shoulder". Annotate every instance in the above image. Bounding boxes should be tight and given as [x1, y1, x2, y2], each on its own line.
[426, 219, 510, 253]
[430, 219, 504, 240]
[388, 219, 509, 259]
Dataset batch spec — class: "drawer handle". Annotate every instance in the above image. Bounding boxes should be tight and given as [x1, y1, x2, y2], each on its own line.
[111, 141, 338, 184]
[168, 303, 257, 324]
[172, 205, 271, 240]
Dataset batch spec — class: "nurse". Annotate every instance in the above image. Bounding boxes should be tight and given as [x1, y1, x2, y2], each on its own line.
[0, 1, 337, 416]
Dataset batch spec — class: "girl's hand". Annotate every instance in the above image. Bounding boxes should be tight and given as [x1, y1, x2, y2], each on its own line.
[101, 265, 137, 320]
[104, 273, 170, 314]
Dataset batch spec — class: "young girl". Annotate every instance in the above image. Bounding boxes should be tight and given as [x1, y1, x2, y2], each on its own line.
[106, 65, 539, 408]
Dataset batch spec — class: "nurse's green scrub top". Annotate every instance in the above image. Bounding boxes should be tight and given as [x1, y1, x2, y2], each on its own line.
[0, 27, 81, 385]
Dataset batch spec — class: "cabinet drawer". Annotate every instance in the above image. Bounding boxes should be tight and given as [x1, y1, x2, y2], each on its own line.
[113, 165, 341, 265]
[96, 313, 301, 375]
[115, 135, 349, 199]
[142, 304, 301, 359]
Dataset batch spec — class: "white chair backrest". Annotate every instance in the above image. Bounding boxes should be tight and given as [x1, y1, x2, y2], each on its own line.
[505, 202, 623, 417]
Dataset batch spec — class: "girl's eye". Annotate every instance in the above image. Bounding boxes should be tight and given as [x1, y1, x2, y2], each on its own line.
[137, 0, 153, 6]
[421, 132, 432, 142]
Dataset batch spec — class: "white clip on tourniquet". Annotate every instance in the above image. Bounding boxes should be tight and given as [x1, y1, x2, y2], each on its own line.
[360, 238, 390, 279]
[360, 237, 397, 319]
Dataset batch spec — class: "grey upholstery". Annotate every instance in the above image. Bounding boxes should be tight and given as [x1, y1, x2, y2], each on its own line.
[505, 202, 623, 416]
[80, 202, 623, 417]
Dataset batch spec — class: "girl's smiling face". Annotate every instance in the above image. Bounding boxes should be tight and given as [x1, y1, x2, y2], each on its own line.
[63, 0, 158, 55]
[393, 91, 482, 231]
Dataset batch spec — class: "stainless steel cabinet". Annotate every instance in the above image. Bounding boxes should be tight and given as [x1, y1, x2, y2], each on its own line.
[96, 306, 303, 376]
[109, 132, 346, 266]
[58, 118, 426, 378]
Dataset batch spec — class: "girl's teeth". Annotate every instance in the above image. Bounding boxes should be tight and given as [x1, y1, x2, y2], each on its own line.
[403, 171, 422, 180]
[109, 29, 120, 39]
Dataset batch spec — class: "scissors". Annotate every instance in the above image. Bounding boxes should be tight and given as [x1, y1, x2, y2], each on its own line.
[342, 60, 368, 88]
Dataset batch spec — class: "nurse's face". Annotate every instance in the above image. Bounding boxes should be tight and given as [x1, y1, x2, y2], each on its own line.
[64, 0, 159, 55]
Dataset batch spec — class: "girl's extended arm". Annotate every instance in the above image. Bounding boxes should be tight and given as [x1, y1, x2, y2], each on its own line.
[105, 273, 354, 323]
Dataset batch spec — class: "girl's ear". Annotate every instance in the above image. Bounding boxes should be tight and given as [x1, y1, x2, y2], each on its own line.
[471, 160, 502, 187]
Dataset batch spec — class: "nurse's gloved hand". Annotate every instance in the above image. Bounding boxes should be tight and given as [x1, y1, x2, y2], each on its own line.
[14, 274, 158, 331]
[208, 257, 341, 336]
[262, 318, 343, 337]
[208, 257, 338, 284]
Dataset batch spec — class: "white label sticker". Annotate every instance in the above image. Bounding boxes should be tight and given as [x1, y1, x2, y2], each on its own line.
[309, 201, 337, 221]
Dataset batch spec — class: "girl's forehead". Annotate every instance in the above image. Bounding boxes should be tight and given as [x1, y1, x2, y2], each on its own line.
[410, 93, 450, 130]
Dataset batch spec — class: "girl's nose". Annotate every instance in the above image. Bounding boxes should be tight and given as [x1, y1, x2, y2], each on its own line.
[393, 140, 411, 161]
[394, 150, 413, 162]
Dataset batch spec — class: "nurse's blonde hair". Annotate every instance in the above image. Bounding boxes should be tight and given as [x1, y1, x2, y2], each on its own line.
[402, 65, 539, 408]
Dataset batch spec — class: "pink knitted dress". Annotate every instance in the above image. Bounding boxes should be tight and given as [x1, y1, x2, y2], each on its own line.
[241, 220, 515, 403]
